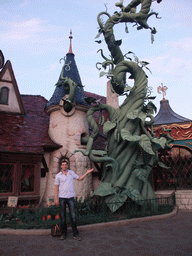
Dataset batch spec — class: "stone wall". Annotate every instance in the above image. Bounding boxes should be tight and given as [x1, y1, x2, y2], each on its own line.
[155, 190, 192, 210]
[175, 190, 192, 210]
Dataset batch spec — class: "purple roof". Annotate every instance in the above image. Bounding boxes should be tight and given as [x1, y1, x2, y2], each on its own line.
[154, 99, 191, 125]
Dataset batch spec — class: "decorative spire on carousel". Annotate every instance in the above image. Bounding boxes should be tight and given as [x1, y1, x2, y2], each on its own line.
[157, 83, 168, 100]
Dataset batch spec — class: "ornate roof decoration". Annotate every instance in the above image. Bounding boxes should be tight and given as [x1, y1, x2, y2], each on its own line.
[157, 83, 168, 100]
[46, 31, 87, 108]
[68, 30, 73, 54]
[153, 122, 192, 140]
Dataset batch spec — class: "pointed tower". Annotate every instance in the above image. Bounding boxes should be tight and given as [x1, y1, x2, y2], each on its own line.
[44, 32, 93, 204]
[46, 31, 87, 108]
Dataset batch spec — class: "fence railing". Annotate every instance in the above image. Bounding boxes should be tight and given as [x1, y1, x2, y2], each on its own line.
[0, 193, 175, 229]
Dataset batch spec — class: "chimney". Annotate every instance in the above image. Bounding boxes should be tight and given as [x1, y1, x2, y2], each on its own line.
[106, 80, 119, 108]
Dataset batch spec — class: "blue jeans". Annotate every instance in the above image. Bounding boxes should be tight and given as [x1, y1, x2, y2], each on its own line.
[59, 197, 79, 236]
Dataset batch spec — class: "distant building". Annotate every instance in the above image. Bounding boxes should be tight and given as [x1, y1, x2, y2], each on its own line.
[152, 84, 192, 209]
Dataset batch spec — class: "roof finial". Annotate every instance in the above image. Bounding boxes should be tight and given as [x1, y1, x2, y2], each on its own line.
[157, 83, 168, 100]
[68, 30, 73, 54]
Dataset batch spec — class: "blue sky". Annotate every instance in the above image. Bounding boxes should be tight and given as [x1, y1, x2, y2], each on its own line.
[1, 0, 192, 120]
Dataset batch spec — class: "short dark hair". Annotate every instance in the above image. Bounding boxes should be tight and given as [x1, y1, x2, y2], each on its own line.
[59, 158, 69, 166]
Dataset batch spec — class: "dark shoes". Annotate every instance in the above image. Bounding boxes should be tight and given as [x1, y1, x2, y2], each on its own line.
[73, 234, 82, 241]
[60, 234, 67, 240]
[60, 234, 82, 241]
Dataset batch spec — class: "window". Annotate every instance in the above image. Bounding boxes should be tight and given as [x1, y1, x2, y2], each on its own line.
[20, 164, 35, 193]
[0, 86, 9, 105]
[0, 164, 14, 194]
[0, 153, 41, 207]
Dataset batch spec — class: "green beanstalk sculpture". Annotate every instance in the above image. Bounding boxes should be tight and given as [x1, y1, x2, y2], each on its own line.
[73, 0, 173, 212]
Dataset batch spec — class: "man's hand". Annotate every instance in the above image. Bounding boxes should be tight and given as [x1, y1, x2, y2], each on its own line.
[78, 168, 94, 181]
[86, 168, 94, 174]
[54, 184, 59, 206]
[55, 199, 60, 206]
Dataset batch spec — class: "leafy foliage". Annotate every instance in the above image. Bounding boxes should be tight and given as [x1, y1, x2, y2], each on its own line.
[134, 169, 148, 183]
[139, 135, 155, 155]
[103, 121, 116, 134]
[105, 193, 128, 212]
[121, 128, 140, 142]
[93, 182, 116, 197]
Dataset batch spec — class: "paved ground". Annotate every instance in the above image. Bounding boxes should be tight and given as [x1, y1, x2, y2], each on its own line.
[0, 209, 192, 256]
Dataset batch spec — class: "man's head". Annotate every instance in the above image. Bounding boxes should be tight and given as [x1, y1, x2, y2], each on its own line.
[60, 159, 69, 170]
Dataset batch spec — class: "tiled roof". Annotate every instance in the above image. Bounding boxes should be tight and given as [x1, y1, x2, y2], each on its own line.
[0, 90, 109, 154]
[0, 95, 61, 154]
[154, 99, 191, 125]
[46, 53, 87, 107]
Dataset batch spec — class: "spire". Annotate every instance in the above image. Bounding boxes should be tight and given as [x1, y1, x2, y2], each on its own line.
[68, 30, 73, 54]
[157, 83, 168, 100]
[46, 31, 88, 108]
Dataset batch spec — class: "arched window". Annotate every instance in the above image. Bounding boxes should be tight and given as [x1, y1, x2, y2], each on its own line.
[0, 86, 9, 105]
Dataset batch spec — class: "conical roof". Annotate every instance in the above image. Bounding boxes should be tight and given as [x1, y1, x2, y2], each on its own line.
[46, 31, 87, 107]
[154, 99, 191, 125]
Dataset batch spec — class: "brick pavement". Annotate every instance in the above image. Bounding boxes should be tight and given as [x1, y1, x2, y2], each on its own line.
[0, 209, 192, 256]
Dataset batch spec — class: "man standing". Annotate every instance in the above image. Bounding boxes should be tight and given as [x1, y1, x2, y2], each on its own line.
[54, 159, 93, 241]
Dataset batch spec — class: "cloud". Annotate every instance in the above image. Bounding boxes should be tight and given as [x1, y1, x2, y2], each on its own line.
[0, 0, 12, 4]
[0, 17, 70, 56]
[19, 0, 29, 8]
[154, 0, 192, 27]
[0, 18, 49, 41]
[166, 37, 192, 54]
[147, 54, 192, 78]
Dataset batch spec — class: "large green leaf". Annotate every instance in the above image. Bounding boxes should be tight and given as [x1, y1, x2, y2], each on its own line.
[99, 71, 108, 77]
[139, 135, 155, 155]
[93, 182, 116, 197]
[128, 185, 144, 203]
[103, 121, 116, 134]
[105, 193, 128, 212]
[127, 110, 140, 120]
[138, 112, 147, 123]
[152, 137, 167, 149]
[134, 168, 148, 183]
[121, 128, 140, 142]
[158, 161, 170, 169]
[120, 186, 144, 205]
[126, 110, 147, 123]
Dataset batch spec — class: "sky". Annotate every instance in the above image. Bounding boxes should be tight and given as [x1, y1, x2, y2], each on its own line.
[1, 0, 192, 120]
